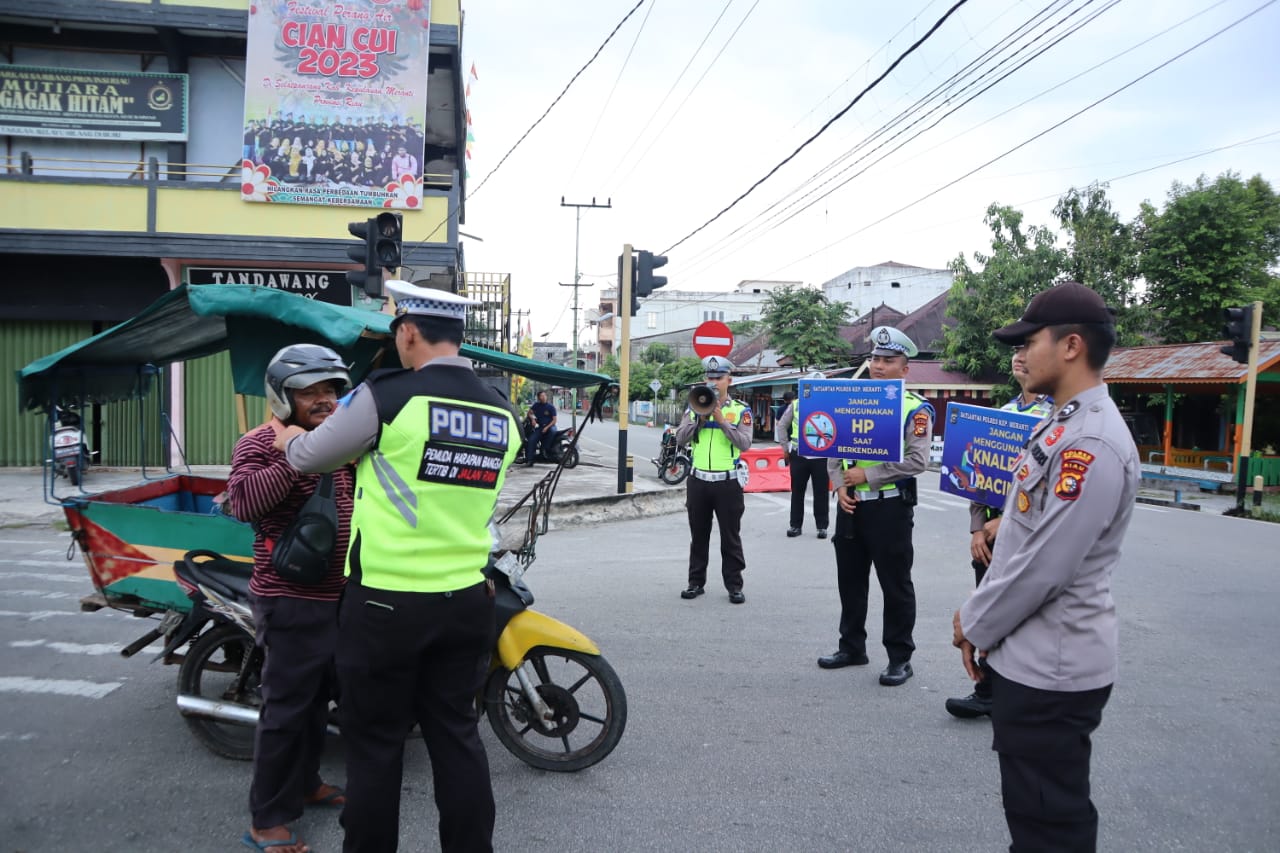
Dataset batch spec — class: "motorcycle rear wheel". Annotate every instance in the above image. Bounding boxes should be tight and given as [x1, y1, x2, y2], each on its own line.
[177, 623, 260, 761]
[484, 648, 626, 772]
[659, 456, 690, 485]
[557, 445, 580, 469]
[67, 464, 81, 487]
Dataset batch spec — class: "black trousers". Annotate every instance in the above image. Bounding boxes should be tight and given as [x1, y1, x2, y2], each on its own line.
[990, 668, 1113, 853]
[831, 496, 915, 663]
[971, 559, 993, 700]
[788, 455, 830, 530]
[249, 594, 339, 830]
[336, 581, 496, 853]
[686, 476, 745, 591]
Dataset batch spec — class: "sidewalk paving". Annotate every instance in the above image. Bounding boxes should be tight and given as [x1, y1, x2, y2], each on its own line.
[0, 443, 687, 530]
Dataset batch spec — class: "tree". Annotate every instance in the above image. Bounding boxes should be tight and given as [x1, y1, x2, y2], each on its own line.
[596, 354, 703, 402]
[944, 204, 1066, 400]
[1053, 183, 1146, 346]
[1138, 172, 1280, 343]
[727, 319, 762, 337]
[641, 342, 674, 365]
[761, 286, 851, 370]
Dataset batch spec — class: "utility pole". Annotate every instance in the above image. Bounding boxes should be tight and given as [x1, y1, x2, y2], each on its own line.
[510, 308, 529, 351]
[560, 196, 611, 429]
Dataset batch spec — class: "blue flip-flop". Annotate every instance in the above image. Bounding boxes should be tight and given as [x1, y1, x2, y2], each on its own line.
[306, 785, 346, 808]
[241, 830, 305, 850]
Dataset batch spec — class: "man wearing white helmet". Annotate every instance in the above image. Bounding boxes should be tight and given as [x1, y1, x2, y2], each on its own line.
[674, 355, 754, 604]
[227, 343, 356, 853]
[273, 281, 520, 853]
[819, 326, 934, 687]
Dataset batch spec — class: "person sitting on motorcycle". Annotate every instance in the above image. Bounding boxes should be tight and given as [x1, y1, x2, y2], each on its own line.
[525, 389, 558, 465]
[226, 344, 356, 853]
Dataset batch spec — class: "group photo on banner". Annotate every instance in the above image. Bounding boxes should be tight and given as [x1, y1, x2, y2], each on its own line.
[241, 0, 432, 208]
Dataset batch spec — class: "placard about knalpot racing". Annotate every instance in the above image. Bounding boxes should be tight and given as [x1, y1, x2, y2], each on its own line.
[939, 403, 1042, 509]
[796, 379, 904, 462]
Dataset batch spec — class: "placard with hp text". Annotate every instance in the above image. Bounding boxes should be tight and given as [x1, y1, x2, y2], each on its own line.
[939, 403, 1042, 509]
[796, 379, 904, 462]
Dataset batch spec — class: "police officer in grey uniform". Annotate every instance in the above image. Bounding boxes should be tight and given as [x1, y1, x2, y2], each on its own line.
[953, 282, 1140, 852]
[819, 326, 933, 687]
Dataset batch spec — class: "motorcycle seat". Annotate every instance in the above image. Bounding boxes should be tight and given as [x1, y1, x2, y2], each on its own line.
[178, 550, 253, 603]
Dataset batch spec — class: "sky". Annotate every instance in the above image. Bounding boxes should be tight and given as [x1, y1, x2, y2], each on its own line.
[447, 0, 1280, 347]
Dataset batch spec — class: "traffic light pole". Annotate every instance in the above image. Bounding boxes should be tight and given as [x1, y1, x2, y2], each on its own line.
[617, 245, 634, 494]
[560, 197, 611, 430]
[1230, 300, 1264, 514]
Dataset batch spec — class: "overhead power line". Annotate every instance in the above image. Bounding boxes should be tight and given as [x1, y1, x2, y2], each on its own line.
[405, 0, 646, 264]
[660, 0, 973, 255]
[765, 0, 1280, 278]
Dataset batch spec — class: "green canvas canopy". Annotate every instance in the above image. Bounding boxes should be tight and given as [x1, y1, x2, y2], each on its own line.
[18, 284, 609, 411]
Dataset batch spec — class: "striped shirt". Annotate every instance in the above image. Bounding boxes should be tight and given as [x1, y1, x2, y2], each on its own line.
[226, 425, 354, 600]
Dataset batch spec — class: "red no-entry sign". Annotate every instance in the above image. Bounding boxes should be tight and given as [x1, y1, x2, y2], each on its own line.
[692, 321, 734, 359]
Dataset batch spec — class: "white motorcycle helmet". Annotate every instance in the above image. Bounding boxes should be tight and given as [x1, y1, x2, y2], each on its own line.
[264, 344, 352, 421]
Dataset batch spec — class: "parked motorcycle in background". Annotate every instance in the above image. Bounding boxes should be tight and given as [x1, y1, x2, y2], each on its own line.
[651, 423, 691, 485]
[516, 423, 580, 468]
[49, 406, 91, 487]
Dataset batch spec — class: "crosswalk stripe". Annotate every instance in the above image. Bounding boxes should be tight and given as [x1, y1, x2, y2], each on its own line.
[0, 676, 122, 699]
[10, 639, 162, 656]
[0, 559, 83, 570]
[0, 572, 85, 584]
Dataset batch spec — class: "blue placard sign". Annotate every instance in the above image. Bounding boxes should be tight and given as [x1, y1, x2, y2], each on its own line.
[939, 403, 1043, 509]
[797, 379, 903, 461]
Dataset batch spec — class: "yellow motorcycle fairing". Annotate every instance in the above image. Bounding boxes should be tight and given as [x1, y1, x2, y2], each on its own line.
[494, 609, 600, 670]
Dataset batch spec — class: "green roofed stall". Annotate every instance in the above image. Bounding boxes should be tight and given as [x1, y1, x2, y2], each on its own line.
[18, 284, 610, 412]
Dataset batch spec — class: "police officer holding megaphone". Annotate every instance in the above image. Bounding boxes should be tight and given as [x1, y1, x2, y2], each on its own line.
[674, 356, 754, 604]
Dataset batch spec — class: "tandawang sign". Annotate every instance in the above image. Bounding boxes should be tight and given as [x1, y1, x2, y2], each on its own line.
[0, 65, 188, 142]
[188, 268, 352, 306]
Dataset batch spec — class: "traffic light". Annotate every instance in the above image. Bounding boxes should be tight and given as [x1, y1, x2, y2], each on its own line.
[636, 250, 668, 299]
[1220, 305, 1253, 364]
[619, 251, 640, 317]
[345, 212, 403, 298]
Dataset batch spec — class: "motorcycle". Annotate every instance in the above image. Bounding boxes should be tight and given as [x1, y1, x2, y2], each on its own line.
[516, 423, 579, 468]
[651, 423, 691, 485]
[165, 481, 626, 772]
[49, 405, 91, 487]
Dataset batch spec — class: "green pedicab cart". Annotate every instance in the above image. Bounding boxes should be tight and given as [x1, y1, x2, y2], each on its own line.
[17, 285, 616, 761]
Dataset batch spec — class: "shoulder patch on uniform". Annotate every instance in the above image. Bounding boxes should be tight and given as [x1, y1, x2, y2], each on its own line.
[740, 409, 753, 426]
[1057, 401, 1079, 421]
[1031, 444, 1048, 465]
[1043, 425, 1065, 446]
[1016, 463, 1030, 482]
[912, 410, 930, 437]
[1054, 447, 1094, 501]
[1016, 491, 1031, 513]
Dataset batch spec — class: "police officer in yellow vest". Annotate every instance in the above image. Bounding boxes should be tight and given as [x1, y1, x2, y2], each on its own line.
[819, 326, 934, 687]
[674, 356, 753, 604]
[274, 280, 519, 853]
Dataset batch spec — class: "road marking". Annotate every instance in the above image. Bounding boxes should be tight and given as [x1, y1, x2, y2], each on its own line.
[0, 609, 89, 621]
[0, 539, 64, 546]
[0, 572, 85, 584]
[0, 676, 122, 699]
[10, 638, 161, 656]
[0, 732, 38, 742]
[0, 559, 83, 570]
[913, 502, 946, 512]
[1, 590, 75, 600]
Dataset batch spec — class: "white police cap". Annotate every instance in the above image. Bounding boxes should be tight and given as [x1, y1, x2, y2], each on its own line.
[702, 355, 735, 376]
[869, 325, 918, 358]
[385, 279, 477, 322]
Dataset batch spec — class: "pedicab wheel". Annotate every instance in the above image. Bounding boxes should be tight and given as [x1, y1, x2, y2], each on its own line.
[484, 648, 626, 773]
[659, 456, 690, 485]
[177, 623, 261, 761]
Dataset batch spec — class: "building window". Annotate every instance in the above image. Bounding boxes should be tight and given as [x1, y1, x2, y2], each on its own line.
[741, 314, 751, 321]
[647, 312, 657, 329]
[891, 281, 901, 288]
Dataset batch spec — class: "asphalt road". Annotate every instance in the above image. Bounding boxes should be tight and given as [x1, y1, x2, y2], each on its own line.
[1, 480, 1277, 852]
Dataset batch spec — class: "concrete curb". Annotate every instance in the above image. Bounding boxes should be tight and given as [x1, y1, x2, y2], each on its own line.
[1135, 495, 1202, 511]
[547, 486, 687, 530]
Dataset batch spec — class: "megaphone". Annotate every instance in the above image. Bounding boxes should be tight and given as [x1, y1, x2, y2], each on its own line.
[688, 385, 718, 416]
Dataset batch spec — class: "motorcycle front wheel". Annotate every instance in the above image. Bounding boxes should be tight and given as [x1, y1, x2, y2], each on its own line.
[659, 456, 690, 485]
[177, 623, 261, 761]
[484, 648, 627, 772]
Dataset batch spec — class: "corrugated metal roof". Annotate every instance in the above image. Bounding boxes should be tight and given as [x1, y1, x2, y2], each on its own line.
[1105, 341, 1280, 384]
